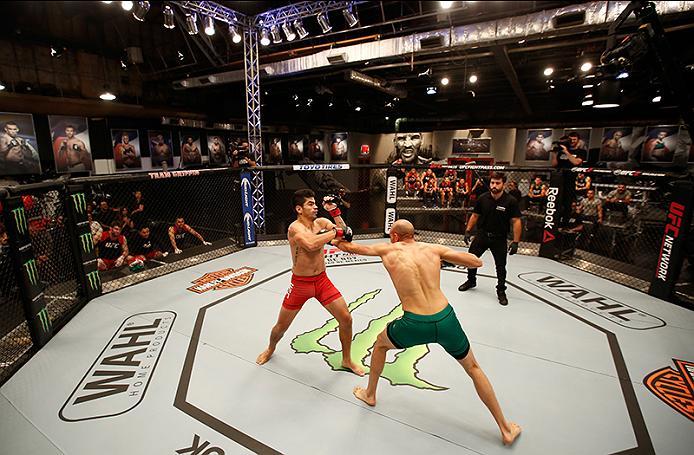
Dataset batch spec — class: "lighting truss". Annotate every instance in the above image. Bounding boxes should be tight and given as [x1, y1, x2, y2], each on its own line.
[253, 1, 365, 28]
[172, 1, 245, 27]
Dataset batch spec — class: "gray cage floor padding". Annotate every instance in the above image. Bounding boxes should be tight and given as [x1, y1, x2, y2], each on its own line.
[1, 241, 693, 455]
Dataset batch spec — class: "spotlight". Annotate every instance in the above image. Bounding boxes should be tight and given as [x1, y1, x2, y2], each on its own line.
[99, 91, 116, 101]
[616, 71, 629, 79]
[121, 1, 133, 11]
[229, 25, 242, 44]
[185, 13, 198, 35]
[582, 84, 594, 88]
[282, 22, 296, 41]
[593, 80, 620, 108]
[317, 12, 332, 33]
[163, 5, 175, 29]
[50, 46, 65, 58]
[260, 28, 270, 46]
[132, 1, 149, 21]
[440, 76, 450, 86]
[177, 50, 185, 61]
[440, 1, 454, 9]
[270, 24, 282, 43]
[385, 116, 389, 120]
[342, 5, 359, 28]
[355, 106, 362, 111]
[120, 59, 128, 69]
[328, 101, 334, 107]
[204, 16, 215, 36]
[426, 86, 437, 95]
[581, 98, 594, 106]
[469, 74, 478, 84]
[543, 67, 554, 76]
[0, 81, 6, 91]
[293, 19, 309, 39]
[102, 1, 113, 3]
[652, 95, 662, 103]
[580, 62, 592, 72]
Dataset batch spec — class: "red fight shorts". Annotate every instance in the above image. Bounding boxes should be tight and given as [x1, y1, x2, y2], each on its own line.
[282, 271, 342, 311]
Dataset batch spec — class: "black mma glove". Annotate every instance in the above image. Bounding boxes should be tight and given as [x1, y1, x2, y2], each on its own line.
[333, 226, 353, 242]
[463, 231, 472, 245]
[508, 241, 519, 255]
[322, 195, 341, 218]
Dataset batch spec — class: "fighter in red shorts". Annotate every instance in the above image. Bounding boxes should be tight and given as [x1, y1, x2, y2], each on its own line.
[404, 168, 421, 197]
[439, 175, 454, 208]
[256, 189, 364, 376]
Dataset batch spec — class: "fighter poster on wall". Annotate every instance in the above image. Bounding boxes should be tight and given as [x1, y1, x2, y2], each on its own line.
[307, 135, 324, 162]
[179, 131, 202, 167]
[207, 133, 228, 166]
[642, 125, 679, 163]
[229, 136, 253, 168]
[288, 135, 306, 163]
[265, 136, 283, 164]
[330, 132, 348, 161]
[111, 129, 141, 170]
[600, 127, 634, 162]
[49, 115, 92, 173]
[0, 112, 41, 176]
[148, 130, 174, 168]
[525, 129, 553, 161]
[452, 138, 491, 155]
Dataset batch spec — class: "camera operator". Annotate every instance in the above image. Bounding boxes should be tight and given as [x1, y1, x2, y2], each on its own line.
[551, 133, 586, 219]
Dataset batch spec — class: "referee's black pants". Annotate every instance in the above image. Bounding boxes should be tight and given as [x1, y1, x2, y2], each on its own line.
[466, 232, 508, 292]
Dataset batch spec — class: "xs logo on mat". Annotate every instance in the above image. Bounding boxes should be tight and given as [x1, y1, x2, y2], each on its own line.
[187, 267, 258, 294]
[291, 290, 446, 390]
[644, 359, 694, 422]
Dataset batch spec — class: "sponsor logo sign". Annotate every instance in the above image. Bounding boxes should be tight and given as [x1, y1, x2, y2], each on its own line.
[519, 272, 666, 329]
[386, 175, 398, 204]
[23, 259, 39, 286]
[384, 208, 396, 235]
[149, 170, 200, 179]
[656, 202, 685, 282]
[323, 245, 370, 266]
[11, 207, 28, 235]
[292, 163, 350, 171]
[37, 307, 51, 333]
[542, 186, 559, 243]
[71, 193, 87, 215]
[187, 266, 258, 294]
[240, 171, 255, 246]
[59, 311, 176, 421]
[79, 232, 94, 254]
[644, 359, 694, 422]
[87, 270, 101, 291]
[176, 434, 227, 455]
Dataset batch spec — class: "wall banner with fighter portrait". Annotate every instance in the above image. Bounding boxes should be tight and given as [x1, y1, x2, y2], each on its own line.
[111, 129, 142, 171]
[49, 115, 93, 173]
[0, 112, 41, 176]
[147, 130, 174, 168]
[179, 131, 202, 167]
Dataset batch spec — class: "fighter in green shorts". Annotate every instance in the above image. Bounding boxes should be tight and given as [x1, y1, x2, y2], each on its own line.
[334, 218, 521, 446]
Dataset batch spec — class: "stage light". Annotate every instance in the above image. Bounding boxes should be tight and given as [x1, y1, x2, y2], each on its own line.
[426, 86, 437, 95]
[0, 82, 6, 91]
[282, 22, 296, 41]
[385, 116, 389, 120]
[50, 46, 65, 58]
[469, 74, 478, 84]
[293, 19, 309, 39]
[355, 106, 362, 111]
[652, 95, 661, 103]
[617, 71, 629, 79]
[204, 16, 215, 36]
[121, 1, 133, 11]
[177, 50, 185, 61]
[582, 84, 594, 88]
[582, 98, 594, 106]
[185, 13, 198, 35]
[260, 28, 270, 46]
[342, 5, 359, 27]
[317, 12, 332, 33]
[163, 5, 175, 29]
[593, 80, 620, 108]
[270, 24, 282, 43]
[441, 77, 449, 86]
[580, 62, 592, 72]
[102, 1, 113, 3]
[543, 67, 554, 76]
[229, 25, 241, 43]
[440, 1, 454, 9]
[99, 91, 116, 101]
[132, 1, 149, 21]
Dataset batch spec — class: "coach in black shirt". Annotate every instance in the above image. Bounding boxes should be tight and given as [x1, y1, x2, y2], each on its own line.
[458, 172, 522, 306]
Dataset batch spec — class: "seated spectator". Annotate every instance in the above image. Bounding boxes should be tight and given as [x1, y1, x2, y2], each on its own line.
[559, 202, 584, 256]
[575, 172, 591, 200]
[453, 175, 469, 207]
[128, 225, 167, 268]
[120, 214, 136, 240]
[421, 172, 438, 208]
[443, 168, 457, 181]
[507, 180, 522, 203]
[580, 189, 603, 224]
[95, 199, 119, 229]
[168, 217, 212, 254]
[130, 190, 146, 228]
[604, 183, 632, 217]
[527, 176, 548, 210]
[97, 222, 129, 271]
[439, 175, 454, 207]
[404, 168, 421, 197]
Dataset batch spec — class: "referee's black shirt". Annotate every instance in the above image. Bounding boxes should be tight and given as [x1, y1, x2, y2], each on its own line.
[473, 191, 522, 236]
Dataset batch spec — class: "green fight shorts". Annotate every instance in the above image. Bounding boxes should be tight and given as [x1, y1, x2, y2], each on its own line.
[386, 304, 470, 359]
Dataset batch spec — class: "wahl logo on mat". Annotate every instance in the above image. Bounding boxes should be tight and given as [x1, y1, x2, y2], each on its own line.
[59, 311, 175, 422]
[518, 272, 666, 330]
[644, 359, 694, 422]
[323, 246, 370, 266]
[187, 267, 257, 294]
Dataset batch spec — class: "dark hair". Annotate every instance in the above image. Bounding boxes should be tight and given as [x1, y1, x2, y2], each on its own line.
[568, 131, 580, 138]
[292, 189, 315, 214]
[65, 124, 76, 130]
[4, 121, 18, 128]
[489, 171, 507, 183]
[111, 221, 121, 228]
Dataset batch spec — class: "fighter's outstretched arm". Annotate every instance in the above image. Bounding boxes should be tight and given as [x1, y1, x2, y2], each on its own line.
[334, 240, 389, 257]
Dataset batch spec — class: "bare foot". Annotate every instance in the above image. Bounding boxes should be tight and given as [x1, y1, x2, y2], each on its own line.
[342, 360, 365, 376]
[256, 348, 274, 365]
[502, 422, 522, 446]
[353, 386, 376, 406]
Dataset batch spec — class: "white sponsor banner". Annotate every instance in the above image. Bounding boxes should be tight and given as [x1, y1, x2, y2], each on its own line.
[292, 164, 350, 171]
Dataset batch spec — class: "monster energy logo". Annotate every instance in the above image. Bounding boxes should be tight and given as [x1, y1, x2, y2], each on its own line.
[79, 233, 94, 253]
[12, 207, 28, 235]
[87, 271, 101, 291]
[292, 289, 446, 390]
[72, 193, 87, 215]
[37, 307, 51, 333]
[23, 259, 39, 286]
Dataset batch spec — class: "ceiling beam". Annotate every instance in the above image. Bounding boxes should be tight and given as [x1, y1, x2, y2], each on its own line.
[492, 44, 532, 115]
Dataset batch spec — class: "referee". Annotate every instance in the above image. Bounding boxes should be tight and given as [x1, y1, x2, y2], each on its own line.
[458, 172, 522, 306]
